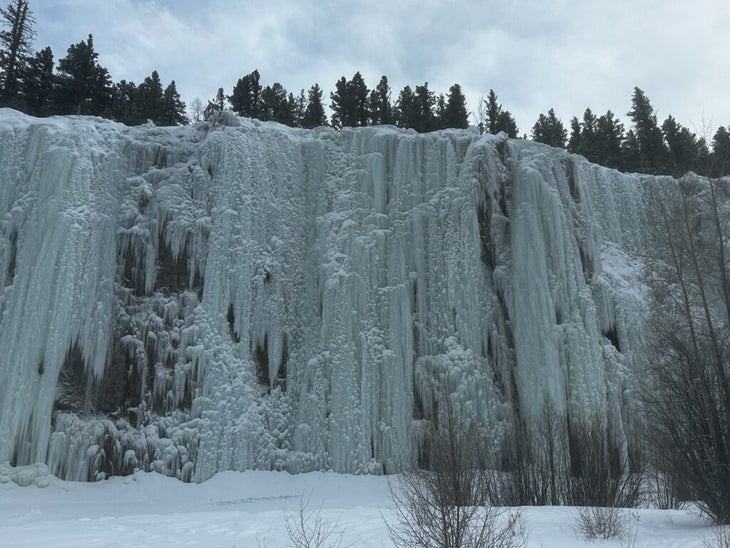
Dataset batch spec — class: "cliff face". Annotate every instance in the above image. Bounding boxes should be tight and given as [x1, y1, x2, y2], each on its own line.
[0, 110, 650, 481]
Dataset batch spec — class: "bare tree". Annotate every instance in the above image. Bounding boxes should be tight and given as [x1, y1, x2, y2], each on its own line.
[385, 392, 525, 548]
[644, 174, 730, 524]
[188, 97, 203, 123]
[472, 93, 487, 135]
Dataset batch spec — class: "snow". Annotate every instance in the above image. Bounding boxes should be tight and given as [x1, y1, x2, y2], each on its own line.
[0, 109, 654, 481]
[0, 464, 720, 547]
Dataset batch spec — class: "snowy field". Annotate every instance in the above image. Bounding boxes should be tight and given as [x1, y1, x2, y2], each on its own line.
[0, 465, 723, 547]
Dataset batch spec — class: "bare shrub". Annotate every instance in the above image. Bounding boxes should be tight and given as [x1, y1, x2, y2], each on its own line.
[646, 466, 684, 510]
[565, 420, 643, 509]
[495, 401, 642, 509]
[385, 395, 526, 548]
[494, 399, 568, 506]
[573, 505, 625, 540]
[573, 507, 640, 544]
[703, 526, 730, 548]
[282, 495, 345, 548]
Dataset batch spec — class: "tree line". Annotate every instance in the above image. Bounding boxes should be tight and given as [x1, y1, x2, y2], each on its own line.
[0, 0, 728, 177]
[0, 0, 187, 125]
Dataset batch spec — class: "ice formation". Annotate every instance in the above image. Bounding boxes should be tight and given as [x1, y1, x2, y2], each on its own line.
[0, 109, 652, 482]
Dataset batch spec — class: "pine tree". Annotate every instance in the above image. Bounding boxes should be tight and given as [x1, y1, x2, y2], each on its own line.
[329, 76, 348, 129]
[441, 83, 469, 129]
[369, 75, 393, 125]
[55, 34, 111, 115]
[712, 126, 730, 176]
[531, 108, 567, 148]
[349, 71, 369, 126]
[395, 85, 418, 129]
[161, 80, 188, 125]
[578, 108, 597, 160]
[110, 79, 137, 124]
[627, 87, 667, 173]
[567, 116, 581, 153]
[496, 110, 518, 138]
[135, 70, 164, 123]
[0, 0, 34, 108]
[330, 72, 369, 128]
[697, 137, 710, 173]
[662, 115, 701, 175]
[435, 93, 446, 128]
[484, 89, 501, 134]
[483, 89, 517, 137]
[301, 83, 326, 128]
[260, 82, 291, 124]
[204, 87, 226, 119]
[229, 69, 261, 118]
[290, 89, 306, 127]
[22, 45, 52, 116]
[595, 110, 625, 170]
[621, 129, 641, 173]
[412, 82, 436, 132]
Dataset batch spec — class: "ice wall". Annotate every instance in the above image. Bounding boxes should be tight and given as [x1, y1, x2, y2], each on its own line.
[0, 109, 649, 481]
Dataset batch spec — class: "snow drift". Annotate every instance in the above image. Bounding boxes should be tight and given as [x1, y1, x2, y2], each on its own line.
[0, 109, 650, 482]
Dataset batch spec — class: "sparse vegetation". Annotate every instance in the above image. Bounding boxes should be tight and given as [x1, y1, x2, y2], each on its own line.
[385, 389, 525, 548]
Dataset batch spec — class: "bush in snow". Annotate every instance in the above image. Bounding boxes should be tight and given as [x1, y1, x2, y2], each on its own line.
[281, 494, 345, 548]
[385, 389, 525, 548]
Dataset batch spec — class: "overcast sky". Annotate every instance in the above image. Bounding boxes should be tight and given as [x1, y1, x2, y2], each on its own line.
[31, 0, 730, 136]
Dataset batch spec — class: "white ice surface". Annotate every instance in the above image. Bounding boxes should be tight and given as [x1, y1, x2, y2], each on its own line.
[0, 109, 656, 480]
[0, 464, 718, 547]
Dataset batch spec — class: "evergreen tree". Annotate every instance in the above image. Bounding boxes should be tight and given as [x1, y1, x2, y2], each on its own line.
[531, 108, 567, 148]
[330, 72, 369, 128]
[578, 108, 597, 160]
[260, 82, 291, 124]
[204, 87, 226, 119]
[395, 85, 418, 129]
[0, 0, 34, 107]
[496, 110, 518, 138]
[214, 87, 226, 110]
[435, 93, 446, 128]
[620, 129, 641, 173]
[697, 137, 710, 173]
[301, 83, 326, 128]
[55, 34, 111, 115]
[110, 79, 137, 124]
[135, 70, 164, 123]
[627, 87, 667, 173]
[161, 80, 188, 125]
[662, 115, 701, 175]
[229, 69, 261, 118]
[329, 76, 348, 129]
[349, 71, 369, 126]
[22, 44, 52, 116]
[484, 89, 501, 134]
[369, 75, 393, 125]
[290, 89, 306, 128]
[567, 116, 581, 153]
[441, 83, 469, 129]
[412, 82, 436, 132]
[483, 89, 517, 137]
[712, 126, 730, 176]
[567, 108, 625, 169]
[595, 110, 625, 170]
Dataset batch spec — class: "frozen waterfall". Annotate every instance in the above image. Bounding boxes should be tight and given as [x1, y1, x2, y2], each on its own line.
[0, 109, 650, 482]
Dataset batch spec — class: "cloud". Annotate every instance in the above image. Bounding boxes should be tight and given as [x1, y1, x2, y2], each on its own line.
[30, 0, 730, 134]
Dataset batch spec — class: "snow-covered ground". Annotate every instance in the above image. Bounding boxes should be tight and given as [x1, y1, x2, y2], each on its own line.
[0, 465, 722, 547]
